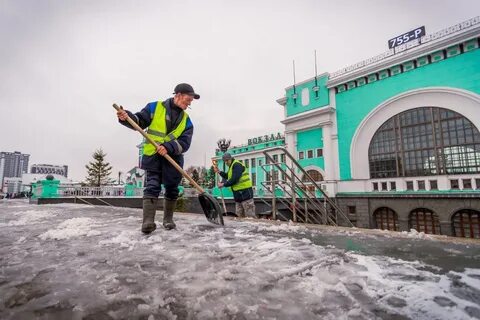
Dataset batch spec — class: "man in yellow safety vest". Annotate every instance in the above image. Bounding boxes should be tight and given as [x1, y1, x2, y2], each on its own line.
[214, 153, 256, 218]
[117, 83, 199, 233]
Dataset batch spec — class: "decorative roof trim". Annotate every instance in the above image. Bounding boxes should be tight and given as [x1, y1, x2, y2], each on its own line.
[327, 17, 479, 87]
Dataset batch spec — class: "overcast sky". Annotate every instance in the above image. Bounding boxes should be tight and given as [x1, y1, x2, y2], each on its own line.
[1, 0, 478, 182]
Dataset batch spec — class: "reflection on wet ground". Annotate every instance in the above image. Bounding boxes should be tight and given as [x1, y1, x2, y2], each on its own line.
[1, 200, 479, 320]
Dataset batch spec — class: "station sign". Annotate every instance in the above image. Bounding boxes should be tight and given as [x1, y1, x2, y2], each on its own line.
[388, 26, 425, 49]
[248, 133, 284, 145]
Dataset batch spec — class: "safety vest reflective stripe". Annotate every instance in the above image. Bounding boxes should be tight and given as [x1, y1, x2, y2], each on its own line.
[227, 159, 253, 191]
[173, 140, 183, 153]
[143, 101, 189, 156]
[147, 128, 166, 137]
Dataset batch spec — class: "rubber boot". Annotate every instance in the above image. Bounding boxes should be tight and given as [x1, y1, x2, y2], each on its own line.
[141, 198, 157, 234]
[163, 199, 177, 230]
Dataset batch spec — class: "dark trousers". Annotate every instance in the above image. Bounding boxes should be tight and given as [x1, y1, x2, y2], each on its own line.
[143, 157, 183, 200]
[232, 187, 254, 203]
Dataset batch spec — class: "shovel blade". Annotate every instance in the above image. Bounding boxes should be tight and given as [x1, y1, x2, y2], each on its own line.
[198, 193, 224, 225]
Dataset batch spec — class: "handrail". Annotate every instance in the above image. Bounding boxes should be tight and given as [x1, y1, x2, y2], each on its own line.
[95, 197, 114, 207]
[74, 196, 95, 206]
[262, 176, 330, 225]
[261, 154, 333, 224]
[261, 146, 354, 227]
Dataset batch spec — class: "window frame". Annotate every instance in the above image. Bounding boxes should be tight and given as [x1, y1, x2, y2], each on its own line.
[368, 107, 480, 179]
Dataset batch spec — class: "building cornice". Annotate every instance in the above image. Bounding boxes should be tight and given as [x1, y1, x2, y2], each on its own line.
[327, 17, 480, 87]
[276, 97, 287, 107]
[281, 106, 335, 125]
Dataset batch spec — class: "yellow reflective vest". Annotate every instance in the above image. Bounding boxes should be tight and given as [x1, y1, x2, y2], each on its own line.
[143, 101, 189, 156]
[227, 159, 253, 191]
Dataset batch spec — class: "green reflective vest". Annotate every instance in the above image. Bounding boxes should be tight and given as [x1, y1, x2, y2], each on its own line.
[227, 159, 253, 191]
[143, 101, 189, 156]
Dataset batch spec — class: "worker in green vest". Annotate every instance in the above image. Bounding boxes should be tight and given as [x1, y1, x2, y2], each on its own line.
[117, 83, 198, 233]
[214, 152, 256, 218]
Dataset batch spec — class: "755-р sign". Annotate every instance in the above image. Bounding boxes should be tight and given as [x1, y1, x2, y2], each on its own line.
[388, 26, 425, 49]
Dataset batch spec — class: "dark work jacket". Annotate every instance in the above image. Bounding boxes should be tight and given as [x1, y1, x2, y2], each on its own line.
[219, 162, 254, 203]
[119, 98, 194, 172]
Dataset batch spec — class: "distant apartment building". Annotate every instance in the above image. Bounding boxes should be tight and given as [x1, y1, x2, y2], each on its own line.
[31, 164, 69, 178]
[2, 177, 22, 194]
[0, 151, 30, 186]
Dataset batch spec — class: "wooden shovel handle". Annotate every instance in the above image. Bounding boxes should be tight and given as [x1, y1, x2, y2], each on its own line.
[212, 159, 228, 212]
[113, 103, 205, 194]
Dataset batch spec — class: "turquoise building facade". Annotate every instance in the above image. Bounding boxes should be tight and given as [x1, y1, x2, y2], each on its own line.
[216, 17, 480, 238]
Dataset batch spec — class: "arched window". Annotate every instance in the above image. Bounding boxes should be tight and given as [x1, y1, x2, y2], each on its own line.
[300, 170, 323, 195]
[452, 209, 480, 238]
[369, 107, 480, 178]
[302, 170, 323, 182]
[409, 208, 441, 234]
[373, 207, 398, 231]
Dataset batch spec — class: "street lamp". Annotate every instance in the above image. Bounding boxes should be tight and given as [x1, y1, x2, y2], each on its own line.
[217, 138, 231, 172]
[217, 138, 231, 153]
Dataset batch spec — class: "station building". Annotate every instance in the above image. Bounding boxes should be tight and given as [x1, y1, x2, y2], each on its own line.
[213, 17, 480, 238]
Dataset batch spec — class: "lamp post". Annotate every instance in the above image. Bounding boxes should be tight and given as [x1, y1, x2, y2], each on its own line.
[217, 138, 231, 172]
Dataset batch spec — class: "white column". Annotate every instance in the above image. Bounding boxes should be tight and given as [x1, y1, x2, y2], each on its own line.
[285, 131, 296, 155]
[328, 88, 341, 181]
[322, 124, 334, 181]
[284, 131, 297, 197]
[285, 131, 296, 166]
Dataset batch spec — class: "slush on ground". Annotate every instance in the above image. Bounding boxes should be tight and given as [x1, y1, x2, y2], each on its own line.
[1, 200, 479, 319]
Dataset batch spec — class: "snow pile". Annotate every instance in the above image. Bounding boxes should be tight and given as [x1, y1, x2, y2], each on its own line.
[254, 220, 308, 234]
[400, 228, 432, 239]
[98, 230, 143, 250]
[39, 217, 101, 240]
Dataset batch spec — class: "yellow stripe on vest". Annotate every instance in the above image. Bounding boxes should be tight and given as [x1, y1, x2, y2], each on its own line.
[143, 101, 189, 156]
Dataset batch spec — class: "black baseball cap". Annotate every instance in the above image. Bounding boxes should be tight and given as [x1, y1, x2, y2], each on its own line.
[173, 83, 200, 99]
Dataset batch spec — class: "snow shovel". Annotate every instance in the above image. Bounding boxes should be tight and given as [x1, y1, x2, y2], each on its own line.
[113, 104, 224, 226]
[212, 159, 236, 217]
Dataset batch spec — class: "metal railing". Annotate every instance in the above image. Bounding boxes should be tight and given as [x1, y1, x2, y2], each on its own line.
[56, 186, 143, 197]
[259, 147, 354, 227]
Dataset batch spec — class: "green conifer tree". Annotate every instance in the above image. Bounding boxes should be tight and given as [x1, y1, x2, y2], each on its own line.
[85, 149, 113, 186]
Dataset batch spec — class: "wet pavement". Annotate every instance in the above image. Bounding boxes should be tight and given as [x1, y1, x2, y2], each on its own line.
[1, 199, 479, 320]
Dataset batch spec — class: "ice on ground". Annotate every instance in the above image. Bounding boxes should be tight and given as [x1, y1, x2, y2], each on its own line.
[0, 209, 56, 227]
[39, 217, 101, 240]
[0, 199, 479, 320]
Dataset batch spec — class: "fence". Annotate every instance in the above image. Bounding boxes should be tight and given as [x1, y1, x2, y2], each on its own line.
[56, 186, 143, 197]
[31, 184, 198, 199]
[31, 184, 144, 199]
